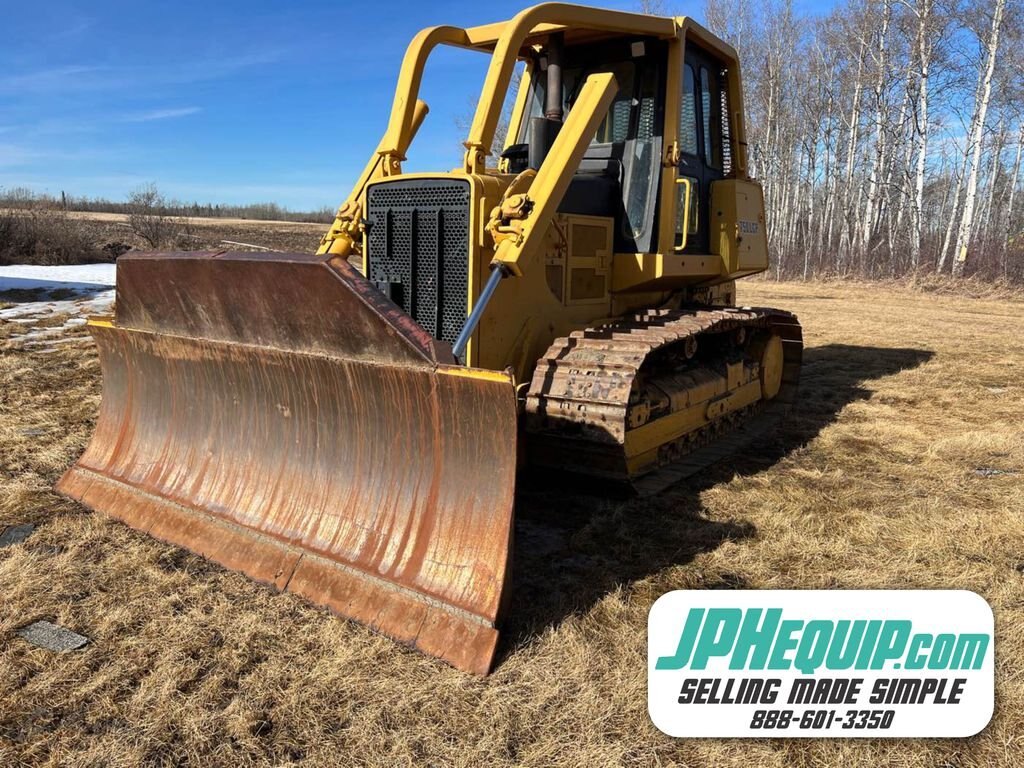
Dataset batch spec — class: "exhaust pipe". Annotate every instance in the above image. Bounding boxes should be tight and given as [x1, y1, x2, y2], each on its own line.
[529, 33, 566, 170]
[545, 32, 564, 122]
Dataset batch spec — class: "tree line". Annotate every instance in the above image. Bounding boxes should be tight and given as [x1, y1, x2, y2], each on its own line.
[701, 0, 1022, 281]
[0, 186, 334, 225]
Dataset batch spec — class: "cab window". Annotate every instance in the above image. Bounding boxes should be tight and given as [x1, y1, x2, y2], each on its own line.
[623, 65, 660, 242]
[700, 66, 723, 169]
[679, 65, 698, 156]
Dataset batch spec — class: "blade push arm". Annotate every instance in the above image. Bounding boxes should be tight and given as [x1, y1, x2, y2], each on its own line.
[487, 71, 619, 276]
[453, 71, 618, 361]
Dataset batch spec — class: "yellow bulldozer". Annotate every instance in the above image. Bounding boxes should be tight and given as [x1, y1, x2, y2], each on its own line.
[59, 3, 802, 674]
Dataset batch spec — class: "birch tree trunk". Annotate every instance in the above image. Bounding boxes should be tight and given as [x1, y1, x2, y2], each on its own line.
[939, 150, 969, 273]
[862, 0, 892, 252]
[840, 32, 868, 269]
[1002, 122, 1024, 275]
[952, 0, 1007, 277]
[980, 118, 1005, 241]
[910, 0, 934, 270]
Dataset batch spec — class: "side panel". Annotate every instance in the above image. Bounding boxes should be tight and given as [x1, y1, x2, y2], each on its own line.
[478, 213, 621, 382]
[711, 179, 768, 275]
[611, 251, 722, 293]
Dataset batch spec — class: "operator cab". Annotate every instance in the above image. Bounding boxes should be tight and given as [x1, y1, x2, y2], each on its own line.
[503, 33, 734, 256]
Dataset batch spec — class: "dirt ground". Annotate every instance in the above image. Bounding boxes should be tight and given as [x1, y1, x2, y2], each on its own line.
[1, 280, 1022, 767]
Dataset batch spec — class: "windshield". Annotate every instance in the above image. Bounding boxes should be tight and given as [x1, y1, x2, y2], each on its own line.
[517, 49, 664, 251]
[518, 62, 638, 146]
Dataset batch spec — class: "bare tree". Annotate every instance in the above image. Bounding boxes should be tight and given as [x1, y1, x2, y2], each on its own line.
[1003, 120, 1024, 274]
[904, 0, 946, 269]
[862, 0, 893, 253]
[127, 183, 174, 249]
[636, 0, 671, 14]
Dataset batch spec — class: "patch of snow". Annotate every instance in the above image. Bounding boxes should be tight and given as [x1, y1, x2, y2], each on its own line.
[0, 288, 115, 322]
[0, 263, 117, 342]
[0, 263, 116, 292]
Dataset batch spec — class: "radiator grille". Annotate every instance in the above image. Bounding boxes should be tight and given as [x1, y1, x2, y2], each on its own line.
[365, 178, 471, 345]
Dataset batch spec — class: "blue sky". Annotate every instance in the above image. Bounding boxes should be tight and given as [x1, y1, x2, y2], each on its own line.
[0, 0, 831, 211]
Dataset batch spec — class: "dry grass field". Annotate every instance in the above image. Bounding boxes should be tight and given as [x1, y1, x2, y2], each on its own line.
[0, 209, 324, 266]
[58, 210, 326, 254]
[1, 280, 1023, 767]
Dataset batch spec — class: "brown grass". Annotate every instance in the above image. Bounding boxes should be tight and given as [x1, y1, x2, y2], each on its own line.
[0, 209, 106, 266]
[62, 210, 325, 254]
[1, 281, 1023, 766]
[0, 210, 324, 266]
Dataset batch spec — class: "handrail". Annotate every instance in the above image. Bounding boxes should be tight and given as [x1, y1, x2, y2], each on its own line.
[463, 3, 676, 171]
[379, 25, 471, 156]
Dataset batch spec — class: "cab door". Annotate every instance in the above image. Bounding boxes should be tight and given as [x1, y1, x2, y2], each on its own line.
[675, 45, 729, 254]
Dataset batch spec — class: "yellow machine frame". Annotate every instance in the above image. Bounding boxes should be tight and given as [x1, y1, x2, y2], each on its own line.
[317, 2, 769, 378]
[59, 3, 798, 678]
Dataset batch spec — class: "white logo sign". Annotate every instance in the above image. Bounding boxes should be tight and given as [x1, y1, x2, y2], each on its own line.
[648, 590, 993, 737]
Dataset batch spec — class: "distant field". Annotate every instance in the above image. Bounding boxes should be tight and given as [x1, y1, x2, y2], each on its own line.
[1, 281, 1023, 766]
[0, 209, 327, 265]
[68, 210, 326, 254]
[57, 210, 328, 231]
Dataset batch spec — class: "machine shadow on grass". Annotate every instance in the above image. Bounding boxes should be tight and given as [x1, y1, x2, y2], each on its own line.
[502, 344, 935, 659]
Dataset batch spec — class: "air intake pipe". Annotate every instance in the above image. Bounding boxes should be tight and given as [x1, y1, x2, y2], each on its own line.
[529, 33, 565, 169]
[545, 32, 564, 121]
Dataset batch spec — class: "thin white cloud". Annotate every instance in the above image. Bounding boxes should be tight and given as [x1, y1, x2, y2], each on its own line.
[2, 108, 202, 136]
[0, 52, 282, 95]
[0, 65, 104, 92]
[122, 107, 202, 122]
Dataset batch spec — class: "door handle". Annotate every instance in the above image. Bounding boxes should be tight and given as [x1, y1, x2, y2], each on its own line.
[674, 177, 693, 252]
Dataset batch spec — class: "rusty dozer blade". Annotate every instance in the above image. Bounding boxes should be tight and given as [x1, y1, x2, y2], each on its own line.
[57, 251, 518, 674]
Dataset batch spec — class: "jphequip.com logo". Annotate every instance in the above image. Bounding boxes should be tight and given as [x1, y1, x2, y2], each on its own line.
[647, 590, 993, 737]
